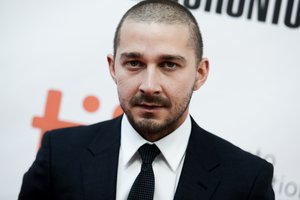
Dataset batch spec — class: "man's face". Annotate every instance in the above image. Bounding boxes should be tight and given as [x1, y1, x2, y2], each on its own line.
[108, 20, 209, 141]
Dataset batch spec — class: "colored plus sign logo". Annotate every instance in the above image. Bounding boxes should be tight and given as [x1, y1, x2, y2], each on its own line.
[32, 90, 123, 147]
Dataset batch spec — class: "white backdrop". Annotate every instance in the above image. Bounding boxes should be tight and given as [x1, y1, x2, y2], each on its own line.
[1, 0, 299, 199]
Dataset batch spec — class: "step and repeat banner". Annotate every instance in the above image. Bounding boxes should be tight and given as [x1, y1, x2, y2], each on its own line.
[1, 0, 299, 199]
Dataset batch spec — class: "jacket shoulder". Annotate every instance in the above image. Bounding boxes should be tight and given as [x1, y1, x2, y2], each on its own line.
[190, 119, 274, 198]
[191, 117, 272, 170]
[42, 116, 122, 148]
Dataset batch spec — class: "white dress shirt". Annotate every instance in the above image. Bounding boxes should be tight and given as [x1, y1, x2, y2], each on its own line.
[116, 115, 192, 200]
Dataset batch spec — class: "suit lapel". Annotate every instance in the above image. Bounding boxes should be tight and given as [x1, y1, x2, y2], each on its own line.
[78, 115, 222, 199]
[81, 116, 122, 200]
[174, 117, 222, 200]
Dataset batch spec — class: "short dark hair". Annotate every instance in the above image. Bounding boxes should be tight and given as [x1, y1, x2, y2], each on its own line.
[113, 0, 204, 62]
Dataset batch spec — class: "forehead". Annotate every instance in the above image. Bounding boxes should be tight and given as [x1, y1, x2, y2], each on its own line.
[117, 20, 194, 59]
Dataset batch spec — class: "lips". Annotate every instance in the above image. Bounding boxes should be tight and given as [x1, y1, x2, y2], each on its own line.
[130, 93, 172, 109]
[137, 103, 163, 110]
[140, 102, 163, 107]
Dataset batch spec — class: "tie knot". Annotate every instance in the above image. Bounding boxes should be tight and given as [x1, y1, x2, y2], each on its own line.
[138, 143, 160, 164]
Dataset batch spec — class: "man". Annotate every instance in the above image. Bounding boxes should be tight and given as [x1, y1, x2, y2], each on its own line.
[19, 0, 274, 199]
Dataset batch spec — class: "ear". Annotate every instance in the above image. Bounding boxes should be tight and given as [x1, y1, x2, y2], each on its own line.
[193, 58, 209, 91]
[107, 54, 117, 84]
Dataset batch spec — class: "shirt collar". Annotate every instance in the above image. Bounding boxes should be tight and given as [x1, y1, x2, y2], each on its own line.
[120, 114, 192, 172]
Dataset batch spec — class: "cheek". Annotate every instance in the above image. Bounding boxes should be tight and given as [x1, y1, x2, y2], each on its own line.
[170, 73, 195, 93]
[116, 76, 139, 98]
[172, 88, 189, 102]
[163, 82, 190, 105]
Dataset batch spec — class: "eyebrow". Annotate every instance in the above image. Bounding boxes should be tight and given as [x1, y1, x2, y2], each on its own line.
[159, 54, 187, 64]
[120, 52, 143, 60]
[120, 52, 187, 64]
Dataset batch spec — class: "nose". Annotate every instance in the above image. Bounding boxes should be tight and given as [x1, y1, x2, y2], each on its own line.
[139, 66, 162, 96]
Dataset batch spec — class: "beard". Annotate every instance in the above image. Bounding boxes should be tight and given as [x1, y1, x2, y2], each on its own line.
[119, 88, 193, 140]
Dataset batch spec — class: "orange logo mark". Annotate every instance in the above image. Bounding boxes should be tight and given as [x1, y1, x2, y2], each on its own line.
[83, 96, 100, 112]
[32, 90, 123, 147]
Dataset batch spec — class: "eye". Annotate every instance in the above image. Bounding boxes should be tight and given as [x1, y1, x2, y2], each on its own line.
[160, 62, 178, 70]
[124, 60, 145, 70]
[128, 60, 141, 67]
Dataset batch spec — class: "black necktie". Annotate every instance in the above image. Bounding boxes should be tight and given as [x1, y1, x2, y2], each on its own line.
[127, 143, 161, 200]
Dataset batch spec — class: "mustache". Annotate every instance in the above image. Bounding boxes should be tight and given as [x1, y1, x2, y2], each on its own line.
[130, 93, 171, 108]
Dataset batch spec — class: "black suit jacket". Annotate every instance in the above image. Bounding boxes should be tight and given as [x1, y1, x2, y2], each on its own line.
[19, 115, 274, 200]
